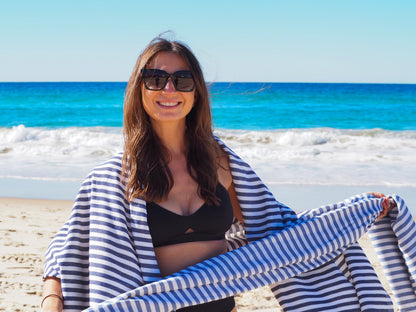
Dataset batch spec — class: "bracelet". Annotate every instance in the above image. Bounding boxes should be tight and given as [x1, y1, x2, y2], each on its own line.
[41, 294, 64, 308]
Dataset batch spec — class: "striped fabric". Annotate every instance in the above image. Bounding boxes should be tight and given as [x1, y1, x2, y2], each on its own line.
[44, 140, 416, 312]
[368, 194, 416, 311]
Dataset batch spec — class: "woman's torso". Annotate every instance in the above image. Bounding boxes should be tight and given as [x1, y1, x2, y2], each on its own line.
[146, 153, 235, 277]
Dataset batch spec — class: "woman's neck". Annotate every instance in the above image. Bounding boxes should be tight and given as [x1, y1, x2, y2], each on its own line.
[151, 120, 187, 158]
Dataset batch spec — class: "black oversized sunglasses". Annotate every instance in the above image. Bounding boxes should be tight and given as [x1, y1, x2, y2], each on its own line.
[141, 69, 195, 92]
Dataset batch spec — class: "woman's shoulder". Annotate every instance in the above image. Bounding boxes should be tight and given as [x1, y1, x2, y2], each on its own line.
[214, 136, 249, 167]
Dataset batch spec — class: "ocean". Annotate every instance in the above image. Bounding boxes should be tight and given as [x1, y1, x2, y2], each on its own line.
[1, 82, 415, 210]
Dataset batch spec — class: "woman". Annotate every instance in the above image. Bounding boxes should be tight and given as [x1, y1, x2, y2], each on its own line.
[41, 37, 394, 312]
[42, 37, 243, 312]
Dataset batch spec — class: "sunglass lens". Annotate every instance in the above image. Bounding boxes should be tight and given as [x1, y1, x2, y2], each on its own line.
[148, 76, 166, 90]
[174, 72, 195, 91]
[143, 70, 168, 90]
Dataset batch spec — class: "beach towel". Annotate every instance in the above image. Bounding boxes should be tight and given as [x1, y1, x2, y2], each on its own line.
[44, 140, 416, 311]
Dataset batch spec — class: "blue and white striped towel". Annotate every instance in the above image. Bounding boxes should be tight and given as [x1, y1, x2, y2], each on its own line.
[44, 140, 416, 311]
[368, 194, 416, 310]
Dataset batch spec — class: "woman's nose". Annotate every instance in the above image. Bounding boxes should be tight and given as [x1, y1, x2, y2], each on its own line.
[163, 78, 176, 93]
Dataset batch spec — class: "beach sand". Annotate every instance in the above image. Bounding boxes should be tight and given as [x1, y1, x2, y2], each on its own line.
[0, 197, 400, 312]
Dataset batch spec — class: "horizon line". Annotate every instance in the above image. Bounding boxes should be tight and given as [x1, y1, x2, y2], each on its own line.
[1, 81, 415, 85]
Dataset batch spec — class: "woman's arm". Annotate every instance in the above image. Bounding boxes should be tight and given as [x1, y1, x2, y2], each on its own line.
[228, 181, 244, 224]
[41, 277, 63, 312]
[217, 151, 244, 224]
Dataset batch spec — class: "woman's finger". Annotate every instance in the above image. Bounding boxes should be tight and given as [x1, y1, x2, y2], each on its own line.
[367, 192, 385, 198]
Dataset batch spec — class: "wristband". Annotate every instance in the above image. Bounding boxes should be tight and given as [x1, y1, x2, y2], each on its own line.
[41, 293, 64, 308]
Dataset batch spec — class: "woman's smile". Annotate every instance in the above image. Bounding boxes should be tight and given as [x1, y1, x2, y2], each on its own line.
[157, 100, 182, 107]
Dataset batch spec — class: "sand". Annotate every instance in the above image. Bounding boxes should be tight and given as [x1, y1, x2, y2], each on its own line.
[0, 197, 400, 312]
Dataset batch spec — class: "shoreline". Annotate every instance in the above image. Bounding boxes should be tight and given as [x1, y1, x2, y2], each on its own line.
[0, 196, 404, 311]
[1, 176, 414, 214]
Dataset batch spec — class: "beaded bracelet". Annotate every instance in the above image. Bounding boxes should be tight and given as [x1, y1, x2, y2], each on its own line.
[41, 293, 64, 308]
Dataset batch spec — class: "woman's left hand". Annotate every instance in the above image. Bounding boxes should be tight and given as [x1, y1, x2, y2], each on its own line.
[368, 192, 396, 220]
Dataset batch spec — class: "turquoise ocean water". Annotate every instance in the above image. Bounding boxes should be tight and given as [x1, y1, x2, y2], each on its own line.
[1, 82, 415, 130]
[1, 82, 415, 210]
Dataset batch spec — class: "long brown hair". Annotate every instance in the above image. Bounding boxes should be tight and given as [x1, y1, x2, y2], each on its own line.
[122, 37, 221, 204]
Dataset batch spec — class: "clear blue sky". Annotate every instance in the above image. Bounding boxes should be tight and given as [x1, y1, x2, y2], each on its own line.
[1, 0, 415, 83]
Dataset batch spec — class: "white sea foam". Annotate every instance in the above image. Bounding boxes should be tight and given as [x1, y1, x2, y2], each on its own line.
[216, 128, 416, 162]
[217, 128, 416, 187]
[0, 125, 123, 180]
[1, 125, 415, 188]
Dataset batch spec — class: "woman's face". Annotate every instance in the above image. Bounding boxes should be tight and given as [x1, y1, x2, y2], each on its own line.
[141, 52, 195, 126]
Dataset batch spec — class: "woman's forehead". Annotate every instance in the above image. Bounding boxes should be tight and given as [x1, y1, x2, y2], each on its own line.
[148, 52, 189, 72]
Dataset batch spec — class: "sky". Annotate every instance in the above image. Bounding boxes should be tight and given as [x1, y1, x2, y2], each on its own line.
[1, 0, 415, 83]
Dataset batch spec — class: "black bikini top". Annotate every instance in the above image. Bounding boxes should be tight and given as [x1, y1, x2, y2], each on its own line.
[146, 184, 234, 248]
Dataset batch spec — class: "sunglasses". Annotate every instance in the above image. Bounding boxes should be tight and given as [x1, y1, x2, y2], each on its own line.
[141, 69, 195, 92]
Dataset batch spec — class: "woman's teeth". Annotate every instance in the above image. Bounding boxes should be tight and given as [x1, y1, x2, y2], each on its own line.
[159, 101, 179, 107]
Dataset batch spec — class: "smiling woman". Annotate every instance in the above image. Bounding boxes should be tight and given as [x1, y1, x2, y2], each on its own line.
[41, 36, 241, 312]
